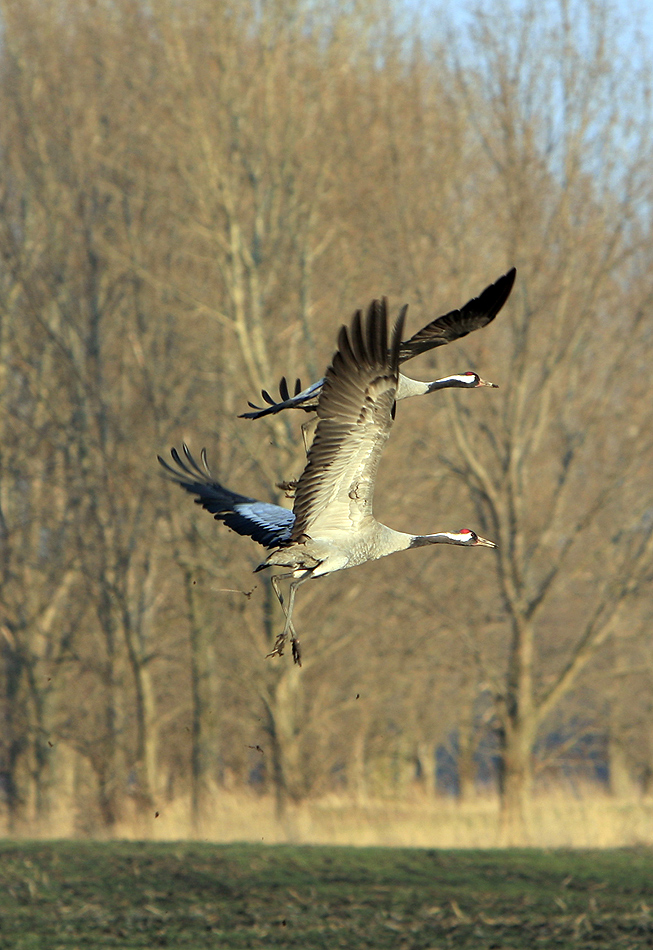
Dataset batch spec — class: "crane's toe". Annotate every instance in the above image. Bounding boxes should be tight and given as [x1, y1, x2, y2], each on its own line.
[266, 631, 288, 659]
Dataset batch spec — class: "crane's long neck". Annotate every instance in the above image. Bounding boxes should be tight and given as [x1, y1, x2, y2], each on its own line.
[372, 525, 493, 558]
[408, 532, 471, 547]
[396, 372, 477, 400]
[374, 525, 470, 556]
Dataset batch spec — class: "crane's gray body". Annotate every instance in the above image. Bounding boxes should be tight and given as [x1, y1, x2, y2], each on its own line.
[261, 522, 415, 578]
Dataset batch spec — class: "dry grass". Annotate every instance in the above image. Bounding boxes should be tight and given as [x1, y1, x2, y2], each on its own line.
[5, 782, 653, 847]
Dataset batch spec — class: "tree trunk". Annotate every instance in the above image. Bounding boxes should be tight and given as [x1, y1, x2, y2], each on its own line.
[2, 644, 55, 832]
[131, 661, 159, 813]
[350, 727, 369, 804]
[457, 723, 477, 802]
[1, 636, 27, 830]
[263, 663, 305, 822]
[416, 741, 436, 798]
[273, 664, 304, 801]
[497, 712, 535, 845]
[608, 732, 636, 799]
[184, 567, 218, 831]
[95, 595, 123, 829]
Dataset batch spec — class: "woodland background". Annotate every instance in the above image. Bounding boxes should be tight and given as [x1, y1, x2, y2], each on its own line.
[2, 0, 653, 847]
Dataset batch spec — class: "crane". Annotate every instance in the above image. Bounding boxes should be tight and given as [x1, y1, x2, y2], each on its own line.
[240, 268, 515, 420]
[160, 298, 495, 665]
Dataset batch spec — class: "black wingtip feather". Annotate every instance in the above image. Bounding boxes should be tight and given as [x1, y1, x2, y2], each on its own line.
[377, 298, 388, 363]
[338, 313, 358, 369]
[478, 266, 516, 315]
[352, 305, 368, 364]
[364, 298, 382, 365]
[336, 297, 401, 374]
[391, 304, 406, 370]
[182, 443, 204, 479]
[398, 267, 517, 362]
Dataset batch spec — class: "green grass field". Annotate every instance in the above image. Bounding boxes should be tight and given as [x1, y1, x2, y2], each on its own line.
[2, 841, 653, 948]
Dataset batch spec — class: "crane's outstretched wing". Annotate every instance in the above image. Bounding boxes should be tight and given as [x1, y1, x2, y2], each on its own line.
[239, 268, 515, 420]
[158, 444, 294, 549]
[291, 299, 405, 541]
[239, 377, 323, 419]
[398, 267, 516, 361]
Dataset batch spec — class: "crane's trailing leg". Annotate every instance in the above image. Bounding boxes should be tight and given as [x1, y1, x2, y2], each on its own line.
[301, 417, 318, 454]
[267, 573, 296, 659]
[267, 569, 315, 665]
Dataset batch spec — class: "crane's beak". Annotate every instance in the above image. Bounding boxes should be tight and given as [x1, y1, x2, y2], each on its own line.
[477, 377, 499, 388]
[474, 535, 496, 548]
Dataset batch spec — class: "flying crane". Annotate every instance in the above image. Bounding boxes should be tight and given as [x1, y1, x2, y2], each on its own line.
[160, 298, 495, 664]
[240, 268, 515, 420]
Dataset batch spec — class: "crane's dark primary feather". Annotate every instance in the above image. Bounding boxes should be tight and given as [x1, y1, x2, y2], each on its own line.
[399, 267, 516, 361]
[158, 444, 294, 549]
[240, 378, 321, 417]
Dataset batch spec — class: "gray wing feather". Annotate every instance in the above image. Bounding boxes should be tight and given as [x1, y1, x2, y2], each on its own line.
[291, 298, 405, 541]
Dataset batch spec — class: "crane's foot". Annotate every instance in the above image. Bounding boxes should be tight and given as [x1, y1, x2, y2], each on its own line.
[266, 631, 302, 665]
[266, 631, 287, 659]
[276, 479, 297, 498]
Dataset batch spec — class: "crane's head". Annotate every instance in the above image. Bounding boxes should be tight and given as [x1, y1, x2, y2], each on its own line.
[426, 372, 498, 392]
[453, 528, 496, 547]
[458, 372, 498, 388]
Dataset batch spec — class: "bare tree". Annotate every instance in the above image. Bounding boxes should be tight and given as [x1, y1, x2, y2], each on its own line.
[430, 0, 653, 840]
[1, 0, 653, 842]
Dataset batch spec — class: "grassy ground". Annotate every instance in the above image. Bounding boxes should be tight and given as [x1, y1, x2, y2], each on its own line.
[2, 841, 653, 949]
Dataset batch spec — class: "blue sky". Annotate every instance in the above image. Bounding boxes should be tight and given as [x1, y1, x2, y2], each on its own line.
[396, 0, 653, 62]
